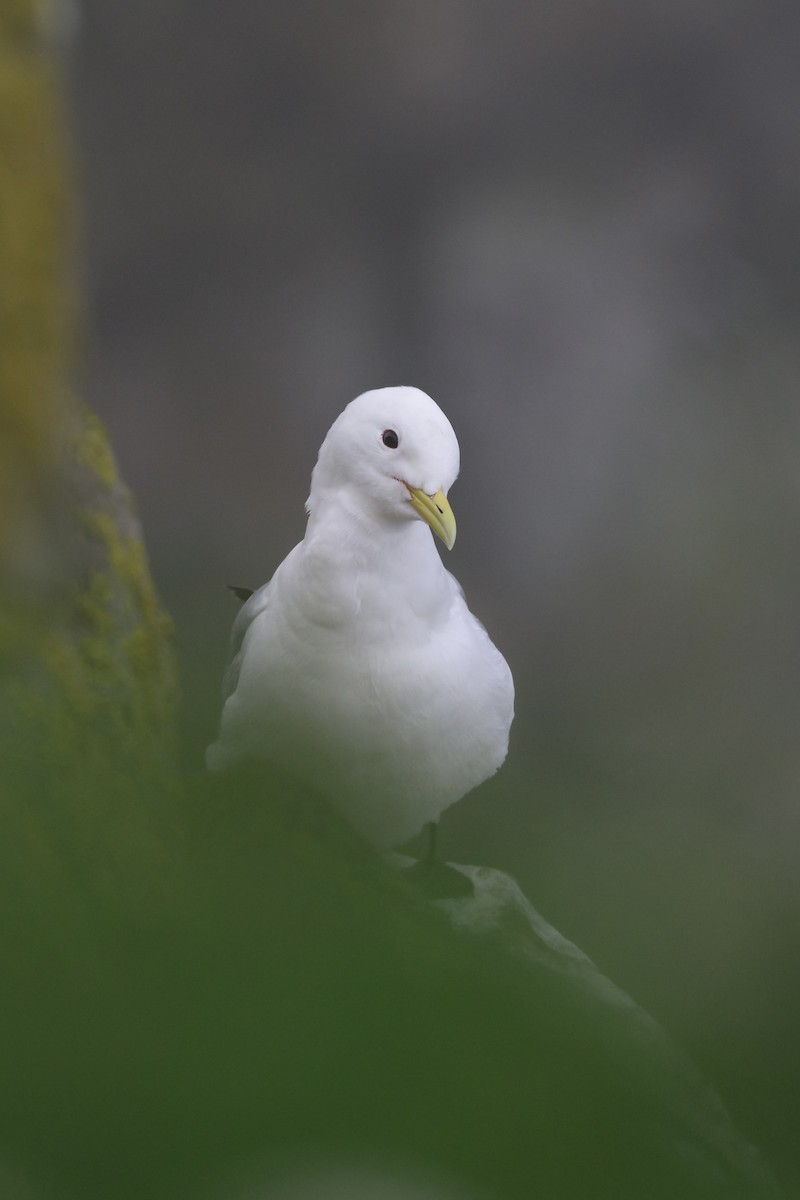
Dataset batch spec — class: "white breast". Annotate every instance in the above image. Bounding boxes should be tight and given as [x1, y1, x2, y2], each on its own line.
[209, 539, 514, 849]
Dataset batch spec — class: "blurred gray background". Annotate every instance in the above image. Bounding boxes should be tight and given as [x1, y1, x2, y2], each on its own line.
[68, 1, 800, 1191]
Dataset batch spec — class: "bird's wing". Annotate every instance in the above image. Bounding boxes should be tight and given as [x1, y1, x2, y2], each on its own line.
[220, 579, 272, 702]
[227, 584, 255, 603]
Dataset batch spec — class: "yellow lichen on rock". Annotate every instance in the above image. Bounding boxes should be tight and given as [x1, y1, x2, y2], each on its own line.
[76, 406, 120, 488]
[0, 0, 38, 43]
[0, 3, 178, 788]
[0, 7, 74, 568]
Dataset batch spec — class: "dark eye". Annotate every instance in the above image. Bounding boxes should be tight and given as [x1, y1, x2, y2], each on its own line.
[382, 429, 399, 449]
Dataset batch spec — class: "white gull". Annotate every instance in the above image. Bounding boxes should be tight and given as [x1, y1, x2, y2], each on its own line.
[207, 386, 514, 850]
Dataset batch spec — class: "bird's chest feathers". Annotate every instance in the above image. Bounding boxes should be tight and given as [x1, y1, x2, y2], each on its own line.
[294, 532, 447, 646]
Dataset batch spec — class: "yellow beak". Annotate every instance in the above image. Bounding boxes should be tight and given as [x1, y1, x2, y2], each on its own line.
[406, 486, 457, 550]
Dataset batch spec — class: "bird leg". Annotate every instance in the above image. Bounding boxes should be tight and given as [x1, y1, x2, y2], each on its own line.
[401, 820, 474, 899]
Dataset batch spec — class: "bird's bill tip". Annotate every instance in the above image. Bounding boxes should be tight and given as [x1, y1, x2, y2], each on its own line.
[407, 486, 456, 550]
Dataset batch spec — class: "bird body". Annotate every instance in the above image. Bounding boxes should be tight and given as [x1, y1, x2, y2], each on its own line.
[207, 387, 513, 849]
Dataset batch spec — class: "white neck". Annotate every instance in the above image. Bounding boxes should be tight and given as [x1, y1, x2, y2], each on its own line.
[300, 487, 451, 628]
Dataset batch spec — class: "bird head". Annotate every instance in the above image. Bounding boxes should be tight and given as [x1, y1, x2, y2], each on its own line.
[307, 387, 460, 549]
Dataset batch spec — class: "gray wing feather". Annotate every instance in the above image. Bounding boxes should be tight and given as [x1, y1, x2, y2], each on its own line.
[221, 580, 272, 702]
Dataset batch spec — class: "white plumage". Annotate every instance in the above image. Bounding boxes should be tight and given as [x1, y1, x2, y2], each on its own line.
[207, 386, 514, 849]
